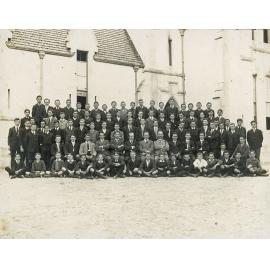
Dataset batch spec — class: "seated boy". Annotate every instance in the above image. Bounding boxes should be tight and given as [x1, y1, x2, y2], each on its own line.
[125, 151, 142, 177]
[5, 153, 26, 179]
[206, 152, 222, 177]
[51, 152, 65, 177]
[63, 153, 76, 177]
[181, 152, 194, 176]
[109, 152, 125, 179]
[232, 152, 246, 177]
[155, 153, 169, 177]
[28, 152, 47, 177]
[75, 154, 92, 179]
[139, 152, 158, 177]
[193, 152, 208, 176]
[219, 150, 234, 177]
[168, 154, 183, 177]
[92, 154, 108, 179]
[246, 150, 268, 176]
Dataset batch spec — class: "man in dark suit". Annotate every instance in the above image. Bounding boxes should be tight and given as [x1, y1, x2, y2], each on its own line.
[169, 133, 182, 158]
[247, 120, 263, 160]
[136, 118, 150, 142]
[75, 119, 88, 144]
[188, 121, 199, 143]
[180, 132, 196, 158]
[20, 109, 31, 128]
[135, 99, 149, 119]
[65, 135, 80, 160]
[53, 99, 63, 119]
[235, 118, 246, 139]
[99, 121, 111, 141]
[24, 124, 40, 171]
[195, 132, 209, 157]
[175, 122, 186, 143]
[40, 125, 53, 170]
[204, 102, 215, 118]
[44, 98, 54, 118]
[227, 123, 240, 156]
[122, 118, 138, 141]
[165, 99, 179, 120]
[8, 118, 22, 164]
[206, 122, 219, 154]
[157, 102, 165, 118]
[51, 121, 65, 143]
[90, 101, 103, 121]
[63, 99, 74, 120]
[32, 95, 46, 126]
[51, 135, 65, 159]
[218, 123, 228, 146]
[124, 132, 139, 158]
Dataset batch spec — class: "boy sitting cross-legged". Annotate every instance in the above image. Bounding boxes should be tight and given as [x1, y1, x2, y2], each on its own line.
[51, 152, 65, 177]
[246, 150, 268, 176]
[139, 152, 158, 177]
[75, 154, 93, 179]
[62, 153, 76, 177]
[206, 152, 222, 177]
[181, 152, 195, 177]
[27, 152, 48, 178]
[168, 153, 183, 177]
[155, 153, 170, 177]
[125, 151, 142, 177]
[219, 150, 234, 177]
[92, 154, 108, 179]
[232, 152, 246, 177]
[193, 152, 208, 176]
[5, 153, 26, 179]
[109, 152, 126, 179]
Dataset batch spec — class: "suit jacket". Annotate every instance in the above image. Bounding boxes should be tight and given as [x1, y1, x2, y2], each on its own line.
[122, 125, 138, 141]
[32, 103, 46, 120]
[44, 105, 54, 117]
[139, 159, 156, 172]
[64, 127, 76, 143]
[218, 129, 228, 145]
[51, 128, 65, 143]
[79, 141, 96, 156]
[20, 127, 31, 151]
[90, 109, 103, 121]
[135, 106, 149, 119]
[195, 140, 209, 153]
[20, 117, 31, 128]
[136, 125, 150, 141]
[227, 131, 240, 151]
[206, 129, 219, 150]
[40, 132, 53, 152]
[94, 120, 103, 131]
[175, 128, 186, 142]
[185, 117, 198, 129]
[110, 138, 125, 153]
[145, 117, 156, 130]
[24, 131, 40, 153]
[157, 119, 166, 131]
[53, 107, 63, 119]
[139, 139, 154, 155]
[51, 142, 65, 157]
[99, 129, 111, 141]
[194, 109, 204, 119]
[126, 157, 141, 171]
[214, 116, 225, 124]
[95, 139, 110, 155]
[88, 129, 99, 143]
[204, 109, 215, 118]
[75, 127, 88, 144]
[169, 140, 182, 155]
[124, 140, 139, 156]
[199, 126, 210, 137]
[180, 140, 195, 154]
[8, 127, 21, 150]
[235, 126, 246, 139]
[63, 106, 74, 120]
[188, 128, 199, 142]
[165, 106, 179, 120]
[44, 116, 58, 130]
[247, 129, 263, 149]
[64, 142, 80, 157]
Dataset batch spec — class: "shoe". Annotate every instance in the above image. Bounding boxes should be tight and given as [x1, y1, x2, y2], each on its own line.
[10, 175, 16, 179]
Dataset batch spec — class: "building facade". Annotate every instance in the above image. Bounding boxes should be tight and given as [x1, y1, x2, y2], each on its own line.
[0, 29, 270, 166]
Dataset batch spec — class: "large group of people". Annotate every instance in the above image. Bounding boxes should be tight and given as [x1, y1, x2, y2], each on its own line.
[5, 95, 268, 179]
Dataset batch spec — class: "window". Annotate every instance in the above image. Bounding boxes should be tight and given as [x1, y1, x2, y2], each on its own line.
[168, 38, 172, 66]
[263, 29, 270, 44]
[77, 50, 88, 62]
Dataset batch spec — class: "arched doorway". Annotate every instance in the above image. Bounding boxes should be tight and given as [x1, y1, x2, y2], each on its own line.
[164, 96, 180, 109]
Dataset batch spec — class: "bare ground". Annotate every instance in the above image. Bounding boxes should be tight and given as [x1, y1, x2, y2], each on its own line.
[0, 171, 269, 238]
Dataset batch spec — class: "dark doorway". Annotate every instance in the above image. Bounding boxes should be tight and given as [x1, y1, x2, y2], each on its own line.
[165, 96, 180, 109]
[77, 96, 87, 109]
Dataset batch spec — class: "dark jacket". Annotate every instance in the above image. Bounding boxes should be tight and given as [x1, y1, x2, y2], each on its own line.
[24, 131, 40, 153]
[8, 127, 22, 150]
[247, 129, 263, 149]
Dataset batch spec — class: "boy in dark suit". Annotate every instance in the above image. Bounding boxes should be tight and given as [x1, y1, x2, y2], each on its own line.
[168, 154, 182, 176]
[40, 125, 53, 170]
[235, 118, 246, 139]
[109, 152, 125, 178]
[20, 109, 31, 128]
[155, 154, 169, 177]
[219, 150, 234, 177]
[8, 118, 22, 164]
[126, 151, 142, 177]
[32, 95, 46, 126]
[247, 121, 263, 160]
[92, 154, 109, 179]
[139, 152, 157, 177]
[5, 154, 26, 179]
[63, 153, 76, 177]
[64, 135, 80, 161]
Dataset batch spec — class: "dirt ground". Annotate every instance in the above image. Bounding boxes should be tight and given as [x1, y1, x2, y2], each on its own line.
[0, 171, 269, 238]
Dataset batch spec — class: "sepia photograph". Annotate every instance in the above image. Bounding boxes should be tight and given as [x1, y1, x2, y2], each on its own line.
[0, 28, 270, 239]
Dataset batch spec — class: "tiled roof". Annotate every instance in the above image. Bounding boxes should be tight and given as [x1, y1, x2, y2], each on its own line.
[93, 29, 144, 68]
[6, 29, 73, 56]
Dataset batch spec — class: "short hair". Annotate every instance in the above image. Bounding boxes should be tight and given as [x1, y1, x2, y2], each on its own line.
[208, 152, 214, 156]
[24, 109, 30, 113]
[217, 109, 223, 113]
[36, 95, 42, 99]
[250, 120, 256, 124]
[250, 149, 255, 154]
[237, 118, 243, 122]
[35, 152, 41, 157]
[14, 118, 20, 121]
[224, 150, 229, 154]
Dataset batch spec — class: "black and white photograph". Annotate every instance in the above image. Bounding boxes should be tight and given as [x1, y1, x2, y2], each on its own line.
[0, 28, 269, 239]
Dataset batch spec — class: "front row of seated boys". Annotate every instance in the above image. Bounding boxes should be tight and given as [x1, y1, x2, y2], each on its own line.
[5, 148, 268, 179]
